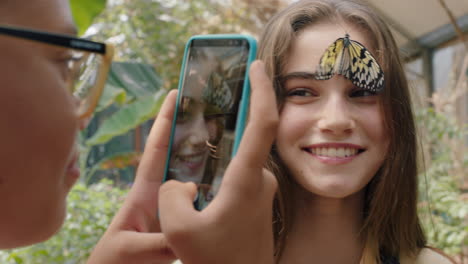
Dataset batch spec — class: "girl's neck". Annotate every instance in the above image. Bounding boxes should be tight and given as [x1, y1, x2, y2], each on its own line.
[279, 187, 366, 264]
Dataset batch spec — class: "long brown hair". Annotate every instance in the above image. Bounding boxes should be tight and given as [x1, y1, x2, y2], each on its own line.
[257, 0, 426, 262]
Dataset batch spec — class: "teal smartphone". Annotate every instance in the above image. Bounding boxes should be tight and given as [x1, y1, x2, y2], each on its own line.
[163, 34, 257, 210]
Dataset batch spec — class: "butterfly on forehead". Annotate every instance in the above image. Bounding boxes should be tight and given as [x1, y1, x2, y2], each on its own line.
[315, 33, 385, 93]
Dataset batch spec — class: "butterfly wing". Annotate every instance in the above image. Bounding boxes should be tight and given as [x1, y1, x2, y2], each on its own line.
[315, 37, 345, 80]
[202, 71, 232, 113]
[345, 39, 385, 93]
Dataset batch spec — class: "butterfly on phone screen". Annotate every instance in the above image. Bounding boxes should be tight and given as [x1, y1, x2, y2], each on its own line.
[202, 70, 232, 114]
[315, 33, 385, 93]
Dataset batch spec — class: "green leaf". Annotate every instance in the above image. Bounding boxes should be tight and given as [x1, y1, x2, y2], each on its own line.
[95, 83, 127, 113]
[70, 0, 107, 36]
[86, 90, 167, 146]
[107, 62, 163, 98]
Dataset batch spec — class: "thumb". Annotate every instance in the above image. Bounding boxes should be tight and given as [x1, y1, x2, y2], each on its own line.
[158, 181, 199, 236]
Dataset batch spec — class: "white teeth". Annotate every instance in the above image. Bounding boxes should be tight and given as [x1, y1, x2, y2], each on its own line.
[345, 148, 351, 156]
[309, 147, 359, 158]
[337, 148, 345, 157]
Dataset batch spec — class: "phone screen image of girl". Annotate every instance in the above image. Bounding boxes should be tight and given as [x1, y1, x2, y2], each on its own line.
[168, 95, 225, 179]
[168, 91, 225, 185]
[168, 45, 248, 209]
[167, 47, 228, 181]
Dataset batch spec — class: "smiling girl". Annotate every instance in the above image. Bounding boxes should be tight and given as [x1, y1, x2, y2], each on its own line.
[257, 0, 455, 263]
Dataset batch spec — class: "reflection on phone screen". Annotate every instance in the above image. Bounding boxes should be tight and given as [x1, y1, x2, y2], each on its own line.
[167, 39, 250, 209]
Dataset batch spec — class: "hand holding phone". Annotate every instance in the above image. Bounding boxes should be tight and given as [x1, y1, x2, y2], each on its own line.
[159, 61, 279, 264]
[163, 34, 257, 209]
[87, 41, 277, 264]
[87, 91, 179, 264]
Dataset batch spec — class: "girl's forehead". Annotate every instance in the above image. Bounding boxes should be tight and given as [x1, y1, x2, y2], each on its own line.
[284, 22, 373, 74]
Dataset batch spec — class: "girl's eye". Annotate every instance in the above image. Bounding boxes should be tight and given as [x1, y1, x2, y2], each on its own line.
[56, 53, 78, 70]
[282, 87, 318, 104]
[67, 55, 83, 66]
[57, 52, 80, 65]
[286, 88, 316, 97]
[349, 88, 377, 97]
[55, 58, 73, 81]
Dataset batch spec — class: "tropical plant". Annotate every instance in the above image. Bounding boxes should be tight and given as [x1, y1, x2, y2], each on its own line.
[417, 108, 468, 256]
[79, 73, 166, 184]
[0, 180, 128, 264]
[416, 52, 468, 259]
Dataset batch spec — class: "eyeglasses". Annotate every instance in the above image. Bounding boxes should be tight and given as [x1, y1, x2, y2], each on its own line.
[0, 25, 114, 119]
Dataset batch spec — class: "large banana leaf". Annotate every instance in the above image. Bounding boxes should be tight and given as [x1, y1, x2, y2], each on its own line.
[86, 90, 166, 146]
[108, 62, 163, 98]
[95, 83, 127, 113]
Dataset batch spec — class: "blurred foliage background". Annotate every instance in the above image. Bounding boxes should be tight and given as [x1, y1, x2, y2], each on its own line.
[0, 0, 467, 263]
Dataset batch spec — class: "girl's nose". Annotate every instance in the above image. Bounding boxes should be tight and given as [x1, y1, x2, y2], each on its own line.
[317, 96, 355, 136]
[187, 112, 210, 146]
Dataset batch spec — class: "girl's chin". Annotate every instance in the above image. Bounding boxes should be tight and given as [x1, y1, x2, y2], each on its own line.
[294, 177, 368, 199]
[175, 171, 204, 183]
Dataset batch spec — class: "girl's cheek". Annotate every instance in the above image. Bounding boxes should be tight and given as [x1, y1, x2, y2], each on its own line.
[279, 105, 313, 137]
[362, 108, 385, 136]
[173, 124, 187, 151]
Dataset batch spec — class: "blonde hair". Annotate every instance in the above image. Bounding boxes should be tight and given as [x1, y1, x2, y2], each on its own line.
[258, 0, 426, 262]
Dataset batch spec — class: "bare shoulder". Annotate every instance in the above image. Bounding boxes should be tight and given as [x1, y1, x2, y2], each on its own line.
[400, 247, 457, 264]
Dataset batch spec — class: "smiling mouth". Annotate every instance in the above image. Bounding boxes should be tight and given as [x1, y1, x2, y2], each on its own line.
[303, 147, 365, 158]
[175, 150, 208, 170]
[178, 153, 205, 163]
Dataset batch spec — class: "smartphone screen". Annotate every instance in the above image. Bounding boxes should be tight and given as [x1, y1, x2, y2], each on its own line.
[165, 37, 252, 209]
